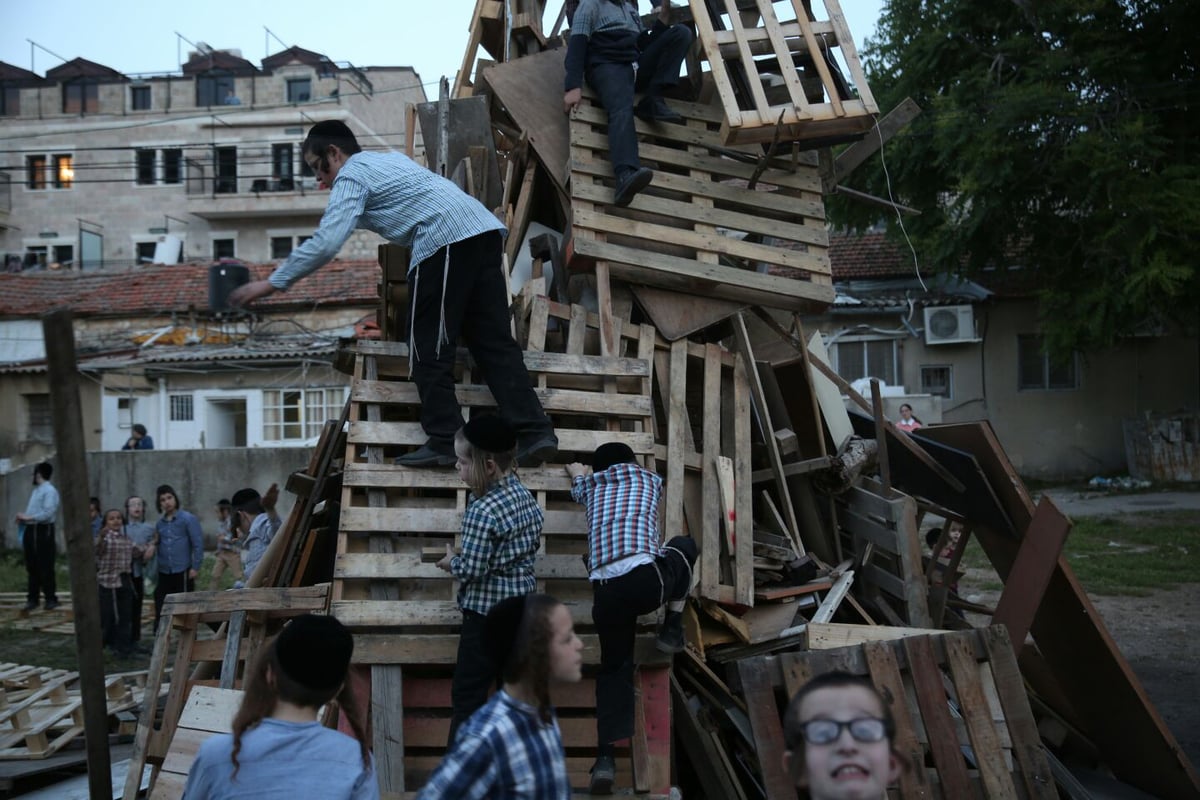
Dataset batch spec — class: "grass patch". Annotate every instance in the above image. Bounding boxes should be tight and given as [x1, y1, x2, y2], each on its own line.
[1062, 511, 1200, 596]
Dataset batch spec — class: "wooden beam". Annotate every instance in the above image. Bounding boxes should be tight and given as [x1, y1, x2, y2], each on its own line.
[43, 307, 111, 800]
[832, 97, 922, 183]
[992, 497, 1072, 655]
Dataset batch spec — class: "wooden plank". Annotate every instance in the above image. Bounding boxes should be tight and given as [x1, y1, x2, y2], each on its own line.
[332, 599, 653, 629]
[737, 658, 793, 800]
[339, 506, 585, 536]
[944, 633, 1018, 800]
[217, 611, 244, 690]
[665, 339, 689, 546]
[351, 420, 653, 456]
[700, 344, 723, 600]
[732, 352, 755, 605]
[804, 330, 853, 451]
[160, 586, 329, 617]
[352, 379, 653, 417]
[805, 622, 946, 650]
[482, 48, 570, 190]
[991, 497, 1072, 655]
[904, 635, 974, 799]
[862, 640, 933, 799]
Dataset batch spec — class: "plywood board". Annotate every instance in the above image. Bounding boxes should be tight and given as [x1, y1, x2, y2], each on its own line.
[480, 48, 570, 191]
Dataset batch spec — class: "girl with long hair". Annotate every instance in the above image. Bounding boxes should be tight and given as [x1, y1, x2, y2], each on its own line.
[417, 593, 584, 799]
[182, 614, 377, 799]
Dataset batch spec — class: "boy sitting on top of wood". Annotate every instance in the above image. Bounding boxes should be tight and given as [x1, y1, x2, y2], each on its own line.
[562, 0, 694, 208]
[565, 442, 697, 794]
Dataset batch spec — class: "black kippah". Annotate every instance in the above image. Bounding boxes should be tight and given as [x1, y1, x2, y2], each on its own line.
[463, 415, 517, 453]
[591, 442, 637, 473]
[230, 487, 263, 515]
[483, 594, 528, 675]
[275, 614, 353, 691]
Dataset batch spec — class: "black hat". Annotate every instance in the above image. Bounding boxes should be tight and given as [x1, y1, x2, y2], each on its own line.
[592, 442, 636, 473]
[463, 415, 517, 454]
[217, 498, 232, 509]
[231, 487, 263, 515]
[275, 614, 353, 691]
[483, 594, 529, 675]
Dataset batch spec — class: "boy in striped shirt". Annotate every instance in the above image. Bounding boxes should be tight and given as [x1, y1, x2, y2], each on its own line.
[566, 442, 697, 794]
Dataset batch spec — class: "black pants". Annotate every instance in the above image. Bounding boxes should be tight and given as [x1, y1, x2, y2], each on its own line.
[585, 24, 694, 177]
[592, 536, 697, 745]
[23, 523, 57, 605]
[100, 576, 134, 656]
[409, 230, 552, 454]
[448, 610, 496, 746]
[153, 571, 194, 634]
[130, 574, 145, 642]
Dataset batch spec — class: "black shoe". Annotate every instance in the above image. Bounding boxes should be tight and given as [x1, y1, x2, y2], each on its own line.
[22, 601, 38, 612]
[394, 444, 455, 467]
[636, 96, 683, 123]
[656, 610, 685, 654]
[517, 434, 559, 468]
[613, 167, 653, 208]
[589, 755, 616, 795]
[43, 600, 60, 611]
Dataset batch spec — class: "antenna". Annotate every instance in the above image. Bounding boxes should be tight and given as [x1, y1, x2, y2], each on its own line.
[26, 39, 69, 73]
[263, 26, 290, 57]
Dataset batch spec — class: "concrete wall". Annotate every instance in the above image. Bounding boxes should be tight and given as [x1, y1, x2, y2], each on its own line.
[0, 372, 103, 468]
[0, 447, 314, 550]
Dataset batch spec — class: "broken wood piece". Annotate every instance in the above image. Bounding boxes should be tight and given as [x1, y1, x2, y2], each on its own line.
[773, 428, 799, 457]
[804, 621, 945, 650]
[714, 455, 737, 555]
[991, 496, 1072, 656]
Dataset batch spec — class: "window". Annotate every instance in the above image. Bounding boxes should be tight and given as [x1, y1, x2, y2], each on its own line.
[169, 394, 194, 421]
[271, 143, 294, 182]
[25, 394, 53, 442]
[117, 397, 136, 428]
[136, 241, 158, 264]
[213, 239, 235, 259]
[196, 72, 234, 106]
[131, 85, 151, 110]
[52, 244, 73, 266]
[271, 236, 294, 260]
[163, 149, 182, 184]
[1017, 335, 1079, 391]
[1, 84, 19, 116]
[286, 78, 311, 103]
[214, 146, 237, 193]
[136, 149, 156, 185]
[63, 79, 99, 113]
[263, 388, 344, 441]
[26, 155, 46, 189]
[53, 154, 73, 189]
[833, 338, 898, 386]
[920, 365, 952, 399]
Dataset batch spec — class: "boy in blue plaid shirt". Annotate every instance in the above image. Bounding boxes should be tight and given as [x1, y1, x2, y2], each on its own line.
[566, 442, 697, 794]
[437, 416, 543, 746]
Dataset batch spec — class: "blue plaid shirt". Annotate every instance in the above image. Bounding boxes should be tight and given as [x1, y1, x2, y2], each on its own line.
[268, 150, 505, 289]
[416, 690, 570, 800]
[450, 474, 542, 615]
[571, 463, 664, 572]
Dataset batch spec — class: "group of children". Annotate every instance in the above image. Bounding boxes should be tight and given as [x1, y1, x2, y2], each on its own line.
[180, 414, 907, 798]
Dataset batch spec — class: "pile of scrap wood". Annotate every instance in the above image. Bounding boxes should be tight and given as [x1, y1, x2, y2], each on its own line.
[124, 1, 1199, 798]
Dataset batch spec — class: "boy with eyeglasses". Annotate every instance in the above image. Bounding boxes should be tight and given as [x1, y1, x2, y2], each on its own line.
[782, 671, 903, 800]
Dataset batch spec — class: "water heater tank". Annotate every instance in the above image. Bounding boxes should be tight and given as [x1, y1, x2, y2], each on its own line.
[209, 260, 250, 312]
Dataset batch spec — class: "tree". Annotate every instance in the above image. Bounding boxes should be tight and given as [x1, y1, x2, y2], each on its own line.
[831, 0, 1200, 358]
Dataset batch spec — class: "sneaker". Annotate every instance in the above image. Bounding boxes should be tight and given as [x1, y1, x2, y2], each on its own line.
[589, 754, 616, 795]
[43, 600, 60, 611]
[612, 167, 653, 208]
[22, 601, 38, 612]
[394, 444, 455, 467]
[517, 434, 559, 468]
[656, 610, 686, 654]
[635, 95, 683, 123]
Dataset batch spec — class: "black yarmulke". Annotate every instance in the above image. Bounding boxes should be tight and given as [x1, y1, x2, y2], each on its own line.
[484, 594, 528, 675]
[463, 415, 517, 453]
[230, 487, 263, 515]
[275, 614, 353, 691]
[591, 442, 637, 473]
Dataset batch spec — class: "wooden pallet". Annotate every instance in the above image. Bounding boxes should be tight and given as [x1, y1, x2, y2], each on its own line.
[736, 626, 1058, 800]
[147, 686, 242, 800]
[123, 585, 331, 800]
[566, 91, 835, 313]
[332, 338, 675, 795]
[687, 0, 879, 145]
[452, 0, 549, 97]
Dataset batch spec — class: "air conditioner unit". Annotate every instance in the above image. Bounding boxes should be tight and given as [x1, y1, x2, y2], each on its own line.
[924, 304, 978, 345]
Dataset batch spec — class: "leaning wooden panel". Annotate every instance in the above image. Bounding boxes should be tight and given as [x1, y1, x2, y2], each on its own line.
[687, 0, 879, 145]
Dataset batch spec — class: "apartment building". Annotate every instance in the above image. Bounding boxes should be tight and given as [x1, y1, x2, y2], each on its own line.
[0, 45, 427, 270]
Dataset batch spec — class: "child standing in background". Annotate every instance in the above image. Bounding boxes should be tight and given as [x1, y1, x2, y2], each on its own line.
[96, 508, 138, 658]
[565, 442, 697, 794]
[182, 614, 377, 799]
[417, 594, 582, 799]
[209, 499, 244, 589]
[436, 416, 543, 745]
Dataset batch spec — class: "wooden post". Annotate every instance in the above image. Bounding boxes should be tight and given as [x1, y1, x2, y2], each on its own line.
[869, 379, 892, 493]
[42, 307, 111, 800]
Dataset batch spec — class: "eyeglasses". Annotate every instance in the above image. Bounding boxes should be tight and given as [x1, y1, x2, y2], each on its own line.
[796, 718, 888, 745]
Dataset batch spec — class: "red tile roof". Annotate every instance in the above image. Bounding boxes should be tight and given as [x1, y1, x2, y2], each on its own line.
[829, 231, 915, 280]
[0, 260, 380, 319]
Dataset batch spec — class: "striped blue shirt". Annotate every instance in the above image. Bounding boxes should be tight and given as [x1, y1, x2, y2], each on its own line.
[450, 474, 542, 615]
[268, 150, 505, 289]
[416, 690, 571, 800]
[571, 463, 664, 572]
[23, 481, 60, 523]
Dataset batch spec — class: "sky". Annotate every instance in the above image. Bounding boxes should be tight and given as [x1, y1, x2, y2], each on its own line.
[2, 0, 885, 97]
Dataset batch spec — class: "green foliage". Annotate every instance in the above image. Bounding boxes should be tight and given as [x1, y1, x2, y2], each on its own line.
[832, 0, 1200, 357]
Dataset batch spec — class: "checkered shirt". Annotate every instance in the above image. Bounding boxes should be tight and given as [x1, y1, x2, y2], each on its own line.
[451, 474, 543, 615]
[571, 462, 664, 572]
[96, 529, 134, 589]
[416, 690, 570, 800]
